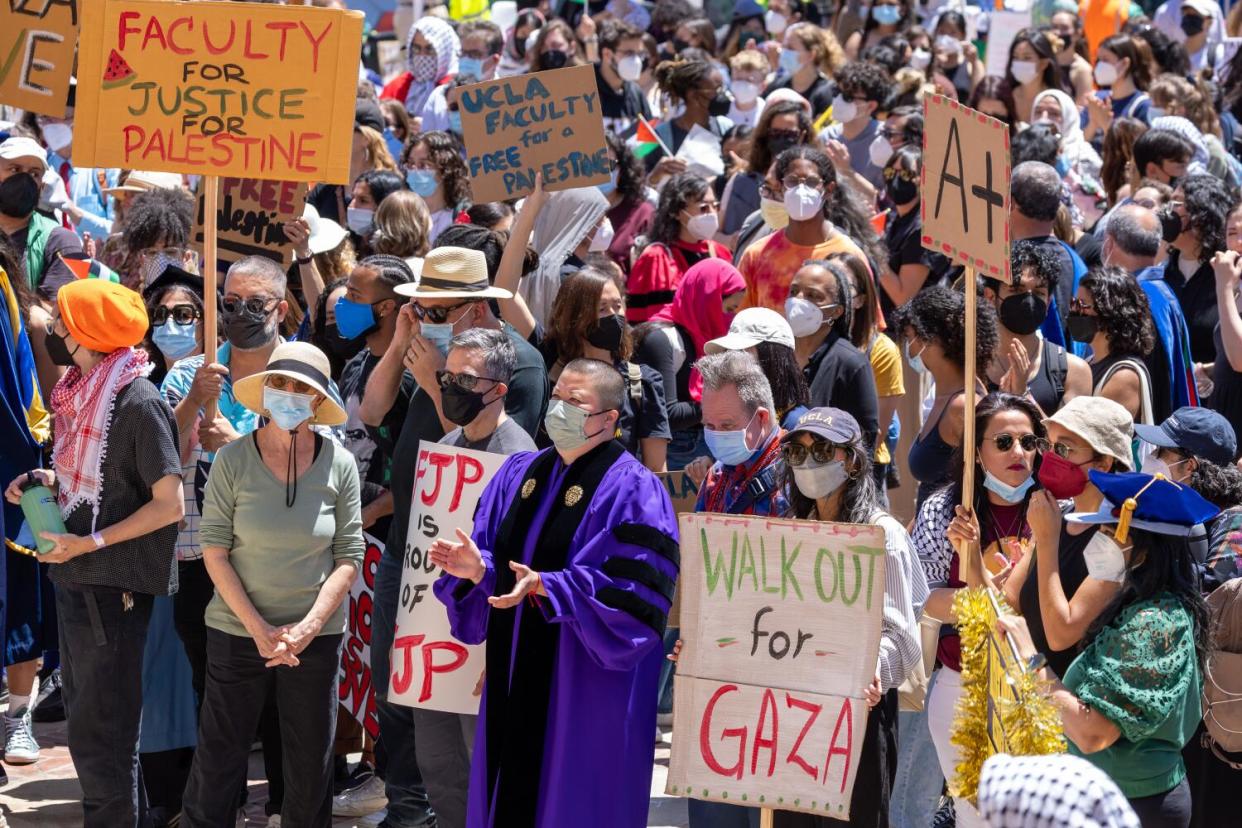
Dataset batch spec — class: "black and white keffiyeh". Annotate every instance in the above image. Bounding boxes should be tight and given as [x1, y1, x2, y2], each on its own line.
[976, 753, 1139, 828]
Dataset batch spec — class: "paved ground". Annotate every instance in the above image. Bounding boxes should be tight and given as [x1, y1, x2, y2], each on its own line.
[0, 719, 689, 827]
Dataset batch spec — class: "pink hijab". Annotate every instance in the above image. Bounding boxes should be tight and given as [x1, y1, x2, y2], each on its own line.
[651, 259, 746, 401]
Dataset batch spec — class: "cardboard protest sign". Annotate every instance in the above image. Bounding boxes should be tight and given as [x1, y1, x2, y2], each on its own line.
[921, 95, 1011, 282]
[0, 0, 79, 116]
[658, 469, 701, 515]
[339, 533, 383, 740]
[458, 64, 610, 202]
[667, 514, 887, 818]
[73, 0, 363, 183]
[389, 441, 506, 714]
[193, 177, 308, 277]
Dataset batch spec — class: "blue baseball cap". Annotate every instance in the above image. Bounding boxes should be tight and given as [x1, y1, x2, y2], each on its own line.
[781, 407, 862, 446]
[1134, 407, 1238, 467]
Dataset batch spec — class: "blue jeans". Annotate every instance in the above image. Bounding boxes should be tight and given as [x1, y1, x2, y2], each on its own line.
[688, 799, 760, 827]
[667, 428, 709, 471]
[371, 549, 435, 828]
[657, 626, 679, 716]
[890, 670, 945, 828]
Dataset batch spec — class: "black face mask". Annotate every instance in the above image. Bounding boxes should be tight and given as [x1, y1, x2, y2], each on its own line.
[222, 306, 277, 350]
[0, 173, 40, 219]
[1159, 207, 1183, 243]
[46, 329, 78, 367]
[885, 176, 918, 206]
[441, 384, 494, 427]
[768, 134, 799, 156]
[707, 90, 732, 118]
[1066, 312, 1099, 343]
[537, 49, 568, 71]
[1181, 15, 1205, 37]
[323, 323, 366, 364]
[587, 313, 625, 352]
[671, 37, 690, 53]
[998, 292, 1049, 336]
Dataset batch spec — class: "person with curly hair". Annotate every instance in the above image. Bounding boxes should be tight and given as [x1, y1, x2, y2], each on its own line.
[1068, 266, 1157, 426]
[765, 22, 846, 118]
[646, 58, 730, 182]
[628, 173, 730, 324]
[891, 285, 1000, 506]
[1165, 174, 1238, 366]
[118, 185, 197, 291]
[601, 132, 654, 275]
[401, 131, 470, 244]
[821, 60, 894, 194]
[737, 146, 877, 312]
[719, 101, 813, 238]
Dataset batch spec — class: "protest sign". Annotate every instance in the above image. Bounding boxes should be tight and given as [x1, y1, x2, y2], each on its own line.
[0, 0, 79, 116]
[658, 469, 701, 515]
[193, 177, 308, 277]
[921, 95, 1011, 282]
[389, 441, 506, 714]
[667, 514, 887, 819]
[339, 533, 383, 740]
[73, 0, 362, 183]
[983, 11, 1031, 79]
[457, 64, 610, 202]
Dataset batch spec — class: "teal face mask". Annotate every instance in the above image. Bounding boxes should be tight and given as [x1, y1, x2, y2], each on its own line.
[419, 321, 454, 355]
[263, 386, 315, 430]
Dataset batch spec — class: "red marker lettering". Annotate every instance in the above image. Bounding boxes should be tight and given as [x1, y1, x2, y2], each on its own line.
[785, 692, 822, 781]
[699, 683, 745, 779]
[389, 633, 426, 695]
[419, 641, 469, 703]
[750, 688, 778, 778]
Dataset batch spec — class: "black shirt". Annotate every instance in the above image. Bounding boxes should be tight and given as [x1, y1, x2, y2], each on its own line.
[342, 349, 413, 505]
[1213, 324, 1242, 457]
[633, 323, 699, 432]
[882, 206, 949, 317]
[594, 63, 651, 137]
[762, 72, 836, 118]
[1019, 523, 1097, 678]
[1164, 250, 1220, 365]
[803, 330, 880, 453]
[384, 325, 548, 557]
[57, 378, 182, 595]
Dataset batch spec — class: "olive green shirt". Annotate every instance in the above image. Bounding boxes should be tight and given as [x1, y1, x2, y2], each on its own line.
[200, 434, 363, 638]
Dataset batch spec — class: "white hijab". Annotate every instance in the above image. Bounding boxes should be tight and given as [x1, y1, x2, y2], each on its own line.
[1032, 89, 1102, 178]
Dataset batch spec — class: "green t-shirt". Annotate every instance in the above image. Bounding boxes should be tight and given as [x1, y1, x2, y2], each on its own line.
[200, 434, 364, 638]
[1063, 594, 1203, 798]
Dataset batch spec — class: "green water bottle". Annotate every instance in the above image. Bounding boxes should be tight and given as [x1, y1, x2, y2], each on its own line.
[19, 474, 66, 555]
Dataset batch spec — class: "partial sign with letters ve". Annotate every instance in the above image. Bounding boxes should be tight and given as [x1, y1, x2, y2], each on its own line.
[667, 514, 887, 819]
[920, 95, 1012, 282]
[0, 0, 79, 116]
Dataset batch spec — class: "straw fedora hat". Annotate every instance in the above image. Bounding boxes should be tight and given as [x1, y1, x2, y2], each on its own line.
[102, 169, 184, 196]
[233, 342, 347, 426]
[394, 247, 512, 300]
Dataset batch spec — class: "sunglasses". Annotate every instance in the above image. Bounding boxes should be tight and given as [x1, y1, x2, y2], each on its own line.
[152, 304, 201, 325]
[222, 295, 278, 317]
[781, 440, 845, 467]
[413, 301, 471, 324]
[266, 375, 315, 395]
[436, 370, 500, 392]
[1036, 438, 1089, 459]
[986, 433, 1040, 452]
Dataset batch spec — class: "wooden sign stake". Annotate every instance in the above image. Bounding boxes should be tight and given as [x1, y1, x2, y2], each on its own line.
[761, 807, 775, 828]
[959, 265, 979, 584]
[201, 174, 219, 422]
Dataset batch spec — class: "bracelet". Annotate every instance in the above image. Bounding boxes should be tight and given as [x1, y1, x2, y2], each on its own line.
[295, 254, 314, 266]
[90, 531, 105, 550]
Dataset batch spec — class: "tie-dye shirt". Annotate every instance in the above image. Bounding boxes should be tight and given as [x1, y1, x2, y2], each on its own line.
[737, 229, 869, 312]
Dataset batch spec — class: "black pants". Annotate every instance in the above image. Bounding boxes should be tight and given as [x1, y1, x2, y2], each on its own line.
[56, 584, 155, 828]
[182, 629, 342, 828]
[172, 558, 215, 711]
[1130, 777, 1192, 828]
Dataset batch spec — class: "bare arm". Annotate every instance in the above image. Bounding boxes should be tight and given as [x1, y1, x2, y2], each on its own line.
[879, 263, 931, 309]
[1062, 355, 1093, 405]
[494, 180, 546, 340]
[296, 559, 359, 636]
[359, 305, 416, 428]
[1097, 366, 1143, 423]
[640, 437, 668, 473]
[1213, 252, 1242, 371]
[875, 394, 900, 457]
[284, 218, 324, 320]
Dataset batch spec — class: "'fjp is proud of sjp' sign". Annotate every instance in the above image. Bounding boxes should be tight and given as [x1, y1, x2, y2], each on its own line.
[73, 0, 362, 183]
[920, 95, 1012, 281]
[667, 514, 887, 819]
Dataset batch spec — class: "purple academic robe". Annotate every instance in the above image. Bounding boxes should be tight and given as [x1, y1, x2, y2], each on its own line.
[435, 445, 679, 828]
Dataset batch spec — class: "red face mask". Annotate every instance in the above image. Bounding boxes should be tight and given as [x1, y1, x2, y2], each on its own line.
[1037, 450, 1090, 499]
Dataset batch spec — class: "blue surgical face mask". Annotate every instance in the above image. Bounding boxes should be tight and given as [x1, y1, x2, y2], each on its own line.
[447, 110, 463, 134]
[458, 56, 485, 80]
[779, 48, 803, 76]
[597, 169, 619, 196]
[383, 128, 405, 164]
[704, 410, 758, 466]
[871, 4, 903, 25]
[982, 469, 1036, 504]
[334, 296, 379, 341]
[544, 399, 609, 452]
[1054, 155, 1071, 177]
[263, 386, 315, 431]
[904, 340, 927, 375]
[419, 321, 454, 355]
[152, 319, 199, 360]
[407, 168, 439, 198]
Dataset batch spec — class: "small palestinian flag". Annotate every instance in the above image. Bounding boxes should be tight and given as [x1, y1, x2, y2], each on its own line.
[629, 116, 670, 159]
[59, 252, 119, 284]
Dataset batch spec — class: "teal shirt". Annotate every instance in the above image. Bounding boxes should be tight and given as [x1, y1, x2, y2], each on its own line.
[199, 433, 363, 637]
[1063, 595, 1203, 799]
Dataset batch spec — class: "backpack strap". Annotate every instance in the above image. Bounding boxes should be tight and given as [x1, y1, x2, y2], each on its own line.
[729, 463, 781, 515]
[1049, 343, 1068, 405]
[1122, 92, 1149, 119]
[622, 362, 645, 447]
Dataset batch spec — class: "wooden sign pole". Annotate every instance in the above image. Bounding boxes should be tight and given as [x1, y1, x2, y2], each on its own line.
[202, 175, 219, 422]
[959, 266, 979, 584]
[761, 807, 775, 828]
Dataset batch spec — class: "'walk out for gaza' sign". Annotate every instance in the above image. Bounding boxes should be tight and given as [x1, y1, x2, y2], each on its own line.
[921, 95, 1012, 282]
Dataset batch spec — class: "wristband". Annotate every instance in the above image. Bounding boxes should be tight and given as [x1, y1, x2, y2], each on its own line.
[296, 254, 314, 266]
[91, 531, 105, 550]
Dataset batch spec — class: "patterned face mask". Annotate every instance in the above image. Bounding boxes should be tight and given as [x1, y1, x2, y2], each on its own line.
[410, 53, 439, 83]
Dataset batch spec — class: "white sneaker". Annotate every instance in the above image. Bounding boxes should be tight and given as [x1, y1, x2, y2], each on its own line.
[332, 774, 388, 818]
[266, 816, 281, 827]
[3, 708, 38, 764]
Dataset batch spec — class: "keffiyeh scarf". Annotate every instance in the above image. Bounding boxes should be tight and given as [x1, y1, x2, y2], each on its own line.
[50, 347, 151, 528]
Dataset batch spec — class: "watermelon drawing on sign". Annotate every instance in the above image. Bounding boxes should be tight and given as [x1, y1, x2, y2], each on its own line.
[102, 49, 136, 89]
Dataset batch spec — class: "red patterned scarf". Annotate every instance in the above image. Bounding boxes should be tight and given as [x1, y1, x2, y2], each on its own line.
[50, 347, 150, 528]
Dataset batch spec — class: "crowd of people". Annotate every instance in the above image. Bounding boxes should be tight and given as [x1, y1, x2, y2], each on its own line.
[2, 0, 1242, 827]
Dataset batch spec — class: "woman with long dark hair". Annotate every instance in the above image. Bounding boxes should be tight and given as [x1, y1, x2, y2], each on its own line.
[1165, 174, 1237, 368]
[719, 101, 813, 238]
[969, 76, 1020, 137]
[998, 472, 1215, 828]
[1004, 28, 1066, 129]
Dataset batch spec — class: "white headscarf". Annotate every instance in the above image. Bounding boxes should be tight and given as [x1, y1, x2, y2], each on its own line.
[1032, 88, 1102, 178]
[405, 17, 460, 116]
[523, 187, 610, 327]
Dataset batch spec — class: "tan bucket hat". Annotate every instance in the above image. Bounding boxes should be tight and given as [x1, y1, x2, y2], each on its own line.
[232, 342, 347, 426]
[1043, 395, 1134, 471]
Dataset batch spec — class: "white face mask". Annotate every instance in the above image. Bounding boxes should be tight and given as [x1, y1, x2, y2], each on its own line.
[765, 9, 788, 36]
[1140, 453, 1190, 481]
[617, 54, 643, 83]
[1010, 60, 1041, 85]
[832, 94, 859, 123]
[793, 460, 849, 500]
[42, 122, 73, 153]
[911, 48, 932, 70]
[346, 206, 374, 234]
[785, 296, 827, 337]
[685, 211, 719, 241]
[1093, 61, 1119, 86]
[731, 80, 761, 106]
[588, 219, 615, 252]
[1082, 530, 1128, 582]
[783, 183, 824, 222]
[869, 134, 895, 167]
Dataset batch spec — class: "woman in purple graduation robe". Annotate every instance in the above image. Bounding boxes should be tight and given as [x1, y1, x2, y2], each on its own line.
[432, 357, 680, 828]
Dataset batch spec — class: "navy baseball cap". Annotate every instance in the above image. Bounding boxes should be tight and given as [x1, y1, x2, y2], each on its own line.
[781, 407, 862, 446]
[1134, 407, 1238, 466]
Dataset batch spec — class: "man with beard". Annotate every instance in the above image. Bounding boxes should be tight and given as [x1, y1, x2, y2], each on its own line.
[0, 137, 82, 298]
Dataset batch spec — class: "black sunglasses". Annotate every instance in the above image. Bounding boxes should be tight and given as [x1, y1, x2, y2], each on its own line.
[152, 304, 202, 325]
[436, 370, 500, 392]
[987, 433, 1040, 452]
[413, 301, 471, 324]
[222, 296, 278, 317]
[781, 440, 845, 467]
